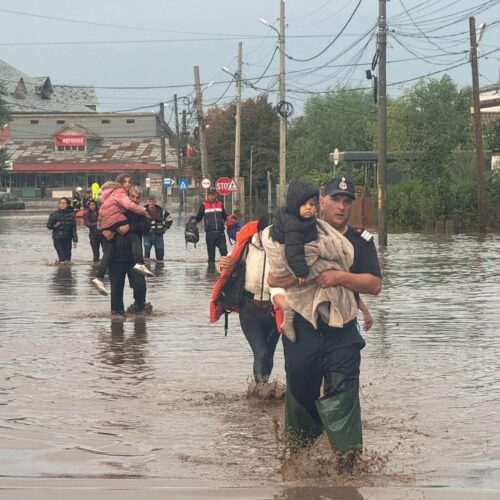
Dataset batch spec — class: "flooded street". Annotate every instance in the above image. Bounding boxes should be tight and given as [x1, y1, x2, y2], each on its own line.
[1, 201, 499, 497]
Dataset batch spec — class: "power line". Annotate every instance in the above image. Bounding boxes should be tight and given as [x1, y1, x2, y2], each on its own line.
[286, 0, 363, 63]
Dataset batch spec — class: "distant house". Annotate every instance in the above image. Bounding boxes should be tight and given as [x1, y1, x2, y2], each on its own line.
[0, 59, 178, 198]
[479, 81, 500, 125]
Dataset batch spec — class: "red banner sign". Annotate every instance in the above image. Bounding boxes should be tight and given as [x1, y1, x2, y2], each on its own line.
[55, 134, 86, 147]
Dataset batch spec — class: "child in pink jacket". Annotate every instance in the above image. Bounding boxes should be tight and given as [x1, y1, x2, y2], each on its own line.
[91, 173, 152, 296]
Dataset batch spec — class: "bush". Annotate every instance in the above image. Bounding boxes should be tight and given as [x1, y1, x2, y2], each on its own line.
[387, 178, 477, 230]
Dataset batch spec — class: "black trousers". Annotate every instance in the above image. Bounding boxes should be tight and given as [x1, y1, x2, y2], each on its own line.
[109, 260, 146, 314]
[206, 231, 228, 261]
[53, 238, 72, 262]
[239, 297, 280, 383]
[98, 233, 144, 279]
[89, 233, 102, 262]
[283, 314, 365, 426]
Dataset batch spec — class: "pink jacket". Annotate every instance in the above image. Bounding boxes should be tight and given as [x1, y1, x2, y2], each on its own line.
[98, 182, 148, 230]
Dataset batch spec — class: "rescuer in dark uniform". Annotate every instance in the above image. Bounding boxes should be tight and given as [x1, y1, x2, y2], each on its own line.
[268, 177, 382, 471]
[194, 188, 228, 262]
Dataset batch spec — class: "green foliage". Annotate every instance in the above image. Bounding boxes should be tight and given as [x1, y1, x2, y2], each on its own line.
[484, 118, 500, 151]
[287, 89, 376, 179]
[188, 95, 279, 191]
[386, 178, 478, 230]
[386, 76, 473, 180]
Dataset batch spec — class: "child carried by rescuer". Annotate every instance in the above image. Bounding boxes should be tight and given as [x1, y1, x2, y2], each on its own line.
[264, 180, 371, 342]
[91, 173, 152, 296]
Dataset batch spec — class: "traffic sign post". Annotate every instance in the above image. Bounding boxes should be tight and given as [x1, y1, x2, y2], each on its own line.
[201, 178, 211, 190]
[178, 178, 189, 191]
[163, 177, 173, 188]
[215, 177, 232, 196]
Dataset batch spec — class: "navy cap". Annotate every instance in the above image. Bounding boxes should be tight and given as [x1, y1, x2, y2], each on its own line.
[207, 188, 217, 195]
[323, 177, 355, 199]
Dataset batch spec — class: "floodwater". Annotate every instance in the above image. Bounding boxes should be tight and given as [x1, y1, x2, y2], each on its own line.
[0, 201, 499, 498]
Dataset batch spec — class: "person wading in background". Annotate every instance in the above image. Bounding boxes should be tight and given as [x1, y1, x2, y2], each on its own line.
[194, 188, 228, 262]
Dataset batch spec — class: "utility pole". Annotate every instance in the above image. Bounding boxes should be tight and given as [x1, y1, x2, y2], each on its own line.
[249, 145, 254, 216]
[469, 16, 487, 232]
[278, 0, 286, 207]
[377, 0, 388, 246]
[194, 65, 209, 179]
[232, 41, 243, 213]
[159, 101, 167, 205]
[173, 94, 183, 206]
[267, 170, 272, 213]
[181, 109, 188, 208]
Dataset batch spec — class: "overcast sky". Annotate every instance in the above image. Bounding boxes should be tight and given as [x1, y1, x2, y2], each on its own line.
[1, 0, 499, 123]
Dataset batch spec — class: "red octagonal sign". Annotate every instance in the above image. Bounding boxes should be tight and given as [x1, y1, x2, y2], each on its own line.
[215, 177, 232, 196]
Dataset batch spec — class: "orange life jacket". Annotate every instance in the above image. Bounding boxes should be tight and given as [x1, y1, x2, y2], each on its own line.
[209, 220, 285, 335]
[209, 220, 258, 323]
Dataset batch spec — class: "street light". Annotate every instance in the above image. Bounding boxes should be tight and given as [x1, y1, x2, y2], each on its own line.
[260, 2, 286, 207]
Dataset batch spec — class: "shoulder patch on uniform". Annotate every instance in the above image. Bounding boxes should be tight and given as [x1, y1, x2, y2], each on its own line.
[354, 227, 374, 242]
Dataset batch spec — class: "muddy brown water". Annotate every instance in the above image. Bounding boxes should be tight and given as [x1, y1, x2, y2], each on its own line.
[0, 201, 499, 496]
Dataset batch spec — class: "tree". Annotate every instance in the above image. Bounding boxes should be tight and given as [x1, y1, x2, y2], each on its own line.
[287, 89, 377, 180]
[188, 94, 279, 193]
[386, 75, 473, 179]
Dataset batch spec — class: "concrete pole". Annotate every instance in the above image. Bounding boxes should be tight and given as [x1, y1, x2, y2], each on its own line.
[377, 0, 388, 246]
[173, 94, 183, 206]
[181, 109, 188, 208]
[469, 16, 487, 232]
[249, 145, 254, 217]
[233, 41, 243, 213]
[194, 66, 209, 179]
[278, 0, 287, 207]
[159, 102, 167, 205]
[267, 170, 272, 213]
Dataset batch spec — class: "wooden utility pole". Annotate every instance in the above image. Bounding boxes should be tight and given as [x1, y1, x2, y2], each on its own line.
[159, 101, 167, 205]
[278, 0, 286, 207]
[469, 16, 487, 232]
[230, 41, 243, 213]
[377, 0, 388, 246]
[194, 66, 209, 179]
[173, 94, 183, 206]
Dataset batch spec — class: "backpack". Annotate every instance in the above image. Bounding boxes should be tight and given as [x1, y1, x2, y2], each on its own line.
[185, 216, 200, 247]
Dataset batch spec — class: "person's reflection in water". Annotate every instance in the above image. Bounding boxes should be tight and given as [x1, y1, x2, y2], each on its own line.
[278, 486, 365, 500]
[206, 260, 217, 277]
[51, 264, 76, 298]
[102, 317, 149, 371]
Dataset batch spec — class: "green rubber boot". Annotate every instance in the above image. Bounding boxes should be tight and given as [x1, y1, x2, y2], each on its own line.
[285, 384, 323, 449]
[315, 382, 362, 453]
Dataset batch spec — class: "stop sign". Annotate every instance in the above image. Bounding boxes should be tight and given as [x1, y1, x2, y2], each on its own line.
[215, 177, 232, 196]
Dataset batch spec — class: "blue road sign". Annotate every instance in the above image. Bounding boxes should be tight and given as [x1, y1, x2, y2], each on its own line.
[178, 178, 189, 191]
[164, 177, 173, 188]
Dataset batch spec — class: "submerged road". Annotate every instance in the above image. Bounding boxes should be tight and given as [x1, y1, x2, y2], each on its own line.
[0, 201, 499, 496]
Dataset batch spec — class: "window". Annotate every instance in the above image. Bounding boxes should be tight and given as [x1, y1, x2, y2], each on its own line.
[30, 120, 39, 125]
[56, 145, 86, 152]
[56, 120, 65, 124]
[126, 119, 135, 124]
[101, 119, 110, 124]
